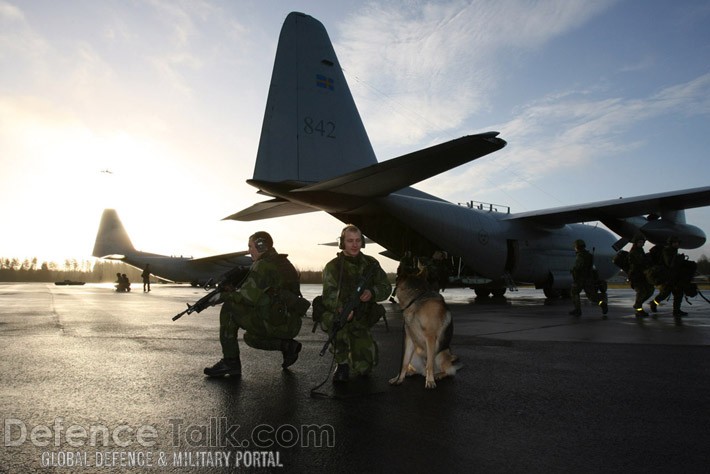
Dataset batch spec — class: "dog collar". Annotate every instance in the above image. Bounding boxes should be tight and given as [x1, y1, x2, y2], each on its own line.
[402, 290, 438, 311]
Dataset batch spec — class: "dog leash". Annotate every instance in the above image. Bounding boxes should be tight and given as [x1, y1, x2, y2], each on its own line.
[695, 289, 710, 304]
[309, 354, 337, 399]
[310, 259, 345, 398]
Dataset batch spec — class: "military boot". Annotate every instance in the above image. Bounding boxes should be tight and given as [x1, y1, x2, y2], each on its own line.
[280, 339, 302, 369]
[599, 300, 608, 319]
[204, 357, 242, 377]
[333, 363, 349, 383]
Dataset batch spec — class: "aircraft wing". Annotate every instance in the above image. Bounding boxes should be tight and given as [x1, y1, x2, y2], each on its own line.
[293, 132, 506, 197]
[223, 199, 317, 221]
[501, 186, 710, 226]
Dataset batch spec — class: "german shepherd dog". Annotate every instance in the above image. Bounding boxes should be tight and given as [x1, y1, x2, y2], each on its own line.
[390, 273, 460, 389]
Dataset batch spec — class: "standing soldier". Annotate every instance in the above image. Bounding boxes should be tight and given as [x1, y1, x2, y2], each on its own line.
[627, 233, 654, 318]
[141, 264, 151, 292]
[204, 231, 306, 377]
[569, 239, 608, 318]
[650, 236, 689, 319]
[321, 224, 391, 383]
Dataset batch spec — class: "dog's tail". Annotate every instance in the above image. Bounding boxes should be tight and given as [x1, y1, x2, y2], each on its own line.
[449, 357, 463, 375]
[441, 310, 462, 375]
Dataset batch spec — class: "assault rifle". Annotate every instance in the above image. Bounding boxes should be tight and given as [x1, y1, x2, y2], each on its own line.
[171, 265, 249, 321]
[318, 264, 377, 356]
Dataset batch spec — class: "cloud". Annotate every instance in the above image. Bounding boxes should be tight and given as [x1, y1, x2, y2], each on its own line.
[415, 72, 710, 204]
[0, 0, 22, 21]
[335, 0, 616, 151]
[648, 73, 710, 117]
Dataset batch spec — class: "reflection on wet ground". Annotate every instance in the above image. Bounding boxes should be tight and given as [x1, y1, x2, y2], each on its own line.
[2, 283, 710, 472]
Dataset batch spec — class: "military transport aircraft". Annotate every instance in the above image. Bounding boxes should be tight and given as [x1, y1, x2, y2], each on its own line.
[225, 12, 710, 297]
[93, 209, 251, 286]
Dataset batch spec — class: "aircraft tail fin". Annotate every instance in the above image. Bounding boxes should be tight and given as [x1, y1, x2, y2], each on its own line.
[253, 11, 378, 185]
[92, 209, 136, 258]
[226, 11, 506, 222]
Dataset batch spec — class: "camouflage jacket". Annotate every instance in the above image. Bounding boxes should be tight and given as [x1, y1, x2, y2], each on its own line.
[322, 252, 390, 318]
[223, 248, 300, 309]
[571, 248, 594, 282]
[661, 246, 679, 268]
[627, 245, 649, 278]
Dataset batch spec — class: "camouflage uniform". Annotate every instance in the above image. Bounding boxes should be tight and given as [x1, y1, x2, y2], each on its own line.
[220, 248, 303, 358]
[321, 252, 391, 376]
[425, 251, 453, 292]
[570, 243, 607, 316]
[628, 243, 654, 316]
[652, 240, 689, 317]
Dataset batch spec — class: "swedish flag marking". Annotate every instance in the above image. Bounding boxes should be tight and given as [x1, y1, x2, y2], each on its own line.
[316, 74, 334, 91]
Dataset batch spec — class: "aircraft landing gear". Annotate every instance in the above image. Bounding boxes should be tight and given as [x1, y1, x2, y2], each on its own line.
[543, 286, 570, 299]
[474, 287, 507, 298]
[474, 288, 491, 298]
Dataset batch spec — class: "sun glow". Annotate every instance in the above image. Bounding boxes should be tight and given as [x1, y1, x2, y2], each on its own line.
[0, 98, 199, 263]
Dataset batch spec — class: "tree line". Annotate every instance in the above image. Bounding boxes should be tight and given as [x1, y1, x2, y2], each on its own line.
[0, 257, 141, 283]
[1, 255, 708, 284]
[0, 257, 331, 284]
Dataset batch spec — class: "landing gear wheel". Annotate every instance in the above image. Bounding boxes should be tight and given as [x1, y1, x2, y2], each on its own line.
[474, 288, 491, 298]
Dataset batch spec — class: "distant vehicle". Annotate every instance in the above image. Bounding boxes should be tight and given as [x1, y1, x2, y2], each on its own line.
[92, 209, 251, 286]
[54, 280, 85, 286]
[225, 12, 710, 298]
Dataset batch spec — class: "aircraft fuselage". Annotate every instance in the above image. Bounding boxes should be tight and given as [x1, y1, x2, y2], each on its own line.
[377, 191, 618, 289]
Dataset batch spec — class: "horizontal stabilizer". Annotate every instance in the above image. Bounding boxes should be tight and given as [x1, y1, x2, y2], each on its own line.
[294, 132, 506, 197]
[503, 186, 710, 226]
[223, 199, 317, 221]
[97, 253, 127, 260]
[190, 250, 251, 264]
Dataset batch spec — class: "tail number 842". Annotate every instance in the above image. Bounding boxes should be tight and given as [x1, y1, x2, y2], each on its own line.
[303, 117, 336, 138]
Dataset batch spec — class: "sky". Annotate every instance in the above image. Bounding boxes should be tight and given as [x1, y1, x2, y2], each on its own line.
[1, 0, 709, 273]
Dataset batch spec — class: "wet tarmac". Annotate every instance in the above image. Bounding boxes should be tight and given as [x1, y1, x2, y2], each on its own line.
[1, 282, 710, 473]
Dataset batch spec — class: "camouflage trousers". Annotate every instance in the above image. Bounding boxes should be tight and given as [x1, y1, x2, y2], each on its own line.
[219, 302, 301, 358]
[571, 279, 605, 311]
[331, 321, 379, 376]
[653, 285, 684, 311]
[630, 274, 654, 309]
